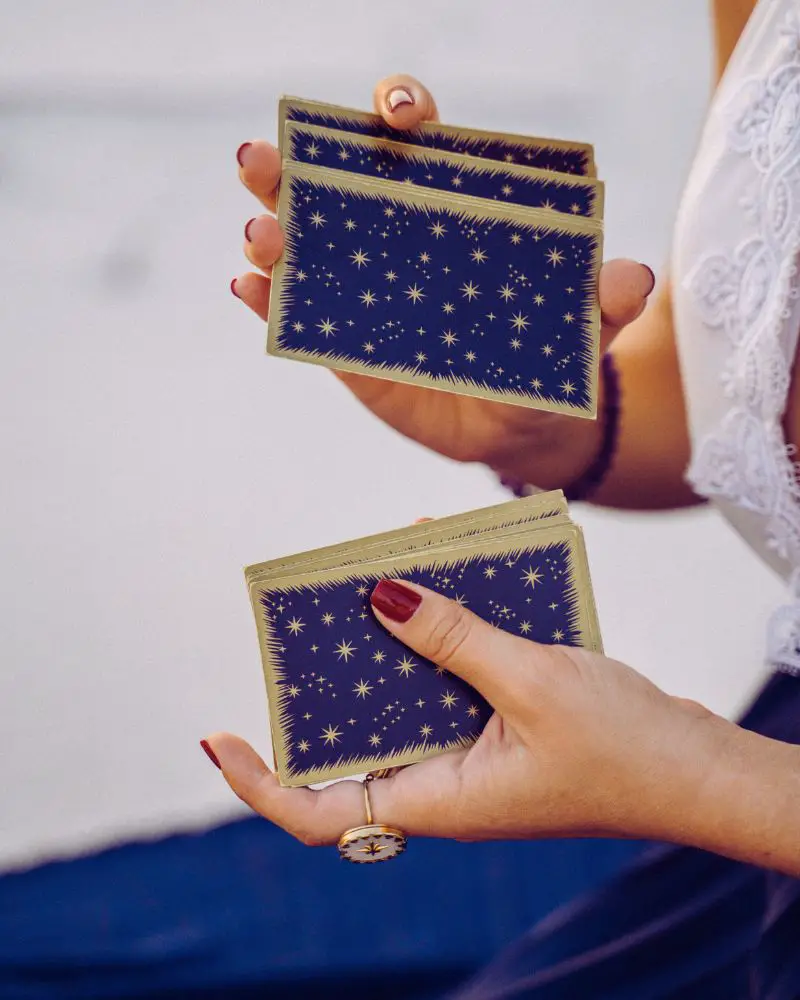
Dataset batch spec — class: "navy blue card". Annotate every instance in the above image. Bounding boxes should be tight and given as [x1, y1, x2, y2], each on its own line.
[279, 96, 596, 178]
[251, 524, 599, 786]
[284, 123, 603, 219]
[268, 163, 603, 417]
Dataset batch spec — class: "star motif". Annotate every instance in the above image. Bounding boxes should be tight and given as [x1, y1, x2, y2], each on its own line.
[442, 302, 455, 315]
[502, 184, 514, 196]
[429, 221, 447, 239]
[467, 705, 480, 718]
[372, 650, 386, 664]
[510, 232, 522, 245]
[465, 350, 477, 362]
[383, 206, 395, 218]
[321, 612, 335, 625]
[309, 211, 326, 228]
[415, 699, 426, 708]
[296, 270, 307, 282]
[368, 733, 382, 747]
[546, 247, 565, 266]
[359, 289, 377, 307]
[498, 283, 517, 302]
[440, 691, 458, 710]
[510, 337, 522, 350]
[287, 684, 301, 697]
[384, 270, 397, 283]
[451, 174, 463, 187]
[317, 318, 337, 338]
[335, 640, 357, 662]
[310, 644, 319, 653]
[305, 141, 321, 159]
[420, 724, 433, 738]
[395, 656, 416, 678]
[552, 629, 565, 642]
[461, 281, 481, 301]
[560, 380, 576, 396]
[356, 584, 370, 596]
[339, 149, 352, 161]
[563, 312, 575, 324]
[297, 739, 311, 753]
[405, 283, 425, 304]
[541, 199, 555, 211]
[522, 566, 543, 589]
[510, 311, 530, 333]
[291, 321, 305, 333]
[483, 566, 497, 579]
[363, 341, 376, 354]
[504, 153, 515, 162]
[470, 247, 488, 264]
[542, 344, 554, 356]
[359, 840, 388, 857]
[570, 202, 581, 214]
[534, 293, 545, 306]
[419, 251, 432, 264]
[350, 248, 370, 269]
[520, 621, 532, 634]
[415, 350, 427, 364]
[320, 724, 343, 747]
[354, 679, 373, 699]
[287, 616, 305, 636]
[441, 330, 458, 346]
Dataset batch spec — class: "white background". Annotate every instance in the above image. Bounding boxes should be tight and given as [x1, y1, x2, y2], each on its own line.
[0, 0, 785, 870]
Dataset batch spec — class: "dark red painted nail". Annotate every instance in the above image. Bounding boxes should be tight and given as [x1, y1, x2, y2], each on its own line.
[236, 141, 253, 167]
[200, 740, 221, 769]
[230, 277, 240, 298]
[244, 218, 257, 242]
[642, 264, 656, 295]
[371, 580, 422, 623]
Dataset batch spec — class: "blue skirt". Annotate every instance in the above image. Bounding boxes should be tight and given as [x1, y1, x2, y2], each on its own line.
[453, 671, 800, 1000]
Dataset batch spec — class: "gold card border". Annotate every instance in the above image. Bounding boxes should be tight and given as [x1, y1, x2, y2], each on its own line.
[283, 121, 605, 220]
[268, 162, 603, 419]
[278, 96, 597, 178]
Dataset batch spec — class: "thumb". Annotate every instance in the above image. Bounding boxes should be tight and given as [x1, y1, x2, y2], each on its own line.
[369, 579, 544, 714]
[373, 74, 439, 130]
[598, 259, 657, 353]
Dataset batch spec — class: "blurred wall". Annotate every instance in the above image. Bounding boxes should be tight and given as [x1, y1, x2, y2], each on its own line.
[0, 0, 785, 870]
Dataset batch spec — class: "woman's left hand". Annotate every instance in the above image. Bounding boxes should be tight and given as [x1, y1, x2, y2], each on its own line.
[201, 580, 723, 847]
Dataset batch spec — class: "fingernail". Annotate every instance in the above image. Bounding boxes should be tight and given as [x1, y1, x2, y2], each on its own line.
[236, 141, 253, 168]
[244, 217, 257, 242]
[230, 277, 240, 298]
[371, 580, 422, 623]
[200, 739, 221, 769]
[642, 264, 656, 295]
[387, 88, 415, 113]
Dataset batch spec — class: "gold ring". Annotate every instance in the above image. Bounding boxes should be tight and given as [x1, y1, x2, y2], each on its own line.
[336, 774, 407, 863]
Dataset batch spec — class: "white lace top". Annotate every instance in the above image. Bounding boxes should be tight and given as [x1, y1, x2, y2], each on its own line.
[672, 0, 800, 673]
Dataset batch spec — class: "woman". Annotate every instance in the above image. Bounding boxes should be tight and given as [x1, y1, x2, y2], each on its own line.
[205, 0, 800, 994]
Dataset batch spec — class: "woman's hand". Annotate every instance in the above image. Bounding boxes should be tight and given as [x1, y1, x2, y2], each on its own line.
[231, 74, 657, 490]
[201, 579, 724, 848]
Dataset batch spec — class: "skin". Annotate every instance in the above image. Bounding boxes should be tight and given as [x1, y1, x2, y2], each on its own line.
[209, 1, 800, 876]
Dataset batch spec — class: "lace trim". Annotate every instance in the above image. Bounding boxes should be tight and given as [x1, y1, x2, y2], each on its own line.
[685, 9, 800, 670]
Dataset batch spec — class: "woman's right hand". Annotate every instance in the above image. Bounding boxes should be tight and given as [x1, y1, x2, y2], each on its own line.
[232, 74, 656, 488]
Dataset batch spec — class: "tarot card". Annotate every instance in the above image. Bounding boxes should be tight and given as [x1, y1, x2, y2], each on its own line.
[279, 96, 597, 177]
[245, 490, 568, 586]
[284, 122, 604, 219]
[268, 163, 603, 417]
[250, 521, 600, 786]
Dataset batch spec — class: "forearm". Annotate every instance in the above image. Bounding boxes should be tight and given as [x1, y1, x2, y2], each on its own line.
[642, 713, 800, 876]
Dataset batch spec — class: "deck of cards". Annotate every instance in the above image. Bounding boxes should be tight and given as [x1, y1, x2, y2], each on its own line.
[267, 96, 605, 418]
[246, 492, 602, 787]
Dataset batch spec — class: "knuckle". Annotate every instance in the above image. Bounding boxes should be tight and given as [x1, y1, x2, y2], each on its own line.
[427, 606, 473, 668]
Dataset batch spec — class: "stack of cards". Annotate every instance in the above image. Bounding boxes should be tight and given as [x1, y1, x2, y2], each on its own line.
[246, 491, 602, 788]
[267, 96, 605, 418]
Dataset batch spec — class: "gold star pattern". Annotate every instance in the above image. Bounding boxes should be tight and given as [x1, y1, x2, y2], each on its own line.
[420, 724, 433, 739]
[321, 725, 343, 747]
[442, 301, 455, 315]
[429, 221, 447, 238]
[316, 318, 337, 338]
[510, 232, 522, 245]
[483, 566, 497, 579]
[467, 705, 480, 718]
[335, 640, 357, 662]
[372, 650, 386, 664]
[510, 311, 530, 333]
[350, 248, 370, 269]
[440, 691, 458, 710]
[359, 289, 377, 307]
[534, 293, 545, 306]
[305, 141, 321, 159]
[297, 739, 311, 753]
[354, 679, 373, 699]
[344, 218, 357, 230]
[368, 733, 382, 747]
[498, 283, 517, 302]
[405, 283, 425, 304]
[287, 684, 301, 698]
[560, 380, 576, 396]
[287, 617, 305, 636]
[460, 281, 481, 301]
[321, 612, 335, 625]
[519, 621, 532, 634]
[441, 330, 458, 347]
[546, 247, 565, 266]
[309, 211, 326, 228]
[522, 566, 543, 589]
[470, 247, 488, 264]
[395, 656, 416, 678]
[552, 629, 565, 642]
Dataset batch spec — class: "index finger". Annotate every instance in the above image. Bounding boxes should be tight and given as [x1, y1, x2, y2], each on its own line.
[237, 140, 282, 212]
[372, 74, 439, 130]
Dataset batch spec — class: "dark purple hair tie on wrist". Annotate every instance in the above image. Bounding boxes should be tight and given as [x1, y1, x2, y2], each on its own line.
[497, 351, 621, 504]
